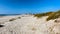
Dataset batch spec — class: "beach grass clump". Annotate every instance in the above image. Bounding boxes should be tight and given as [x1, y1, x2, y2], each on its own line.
[18, 17, 21, 19]
[46, 11, 60, 21]
[9, 18, 16, 21]
[34, 12, 53, 18]
[9, 17, 21, 21]
[34, 10, 60, 21]
[46, 12, 56, 21]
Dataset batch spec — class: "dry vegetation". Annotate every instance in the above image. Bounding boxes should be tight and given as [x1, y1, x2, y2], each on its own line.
[9, 17, 21, 21]
[34, 10, 60, 21]
[9, 18, 16, 21]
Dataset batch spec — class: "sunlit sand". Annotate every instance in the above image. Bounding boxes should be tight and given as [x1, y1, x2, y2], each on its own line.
[0, 15, 60, 34]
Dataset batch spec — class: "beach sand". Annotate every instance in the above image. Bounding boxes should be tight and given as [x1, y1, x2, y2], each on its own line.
[0, 15, 60, 34]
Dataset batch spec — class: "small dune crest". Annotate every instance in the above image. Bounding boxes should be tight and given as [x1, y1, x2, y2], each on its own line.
[34, 10, 60, 21]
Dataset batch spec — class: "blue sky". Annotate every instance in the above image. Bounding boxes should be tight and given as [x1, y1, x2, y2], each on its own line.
[0, 0, 60, 14]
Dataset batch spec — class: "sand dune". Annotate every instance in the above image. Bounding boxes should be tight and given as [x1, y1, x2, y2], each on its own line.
[0, 15, 60, 34]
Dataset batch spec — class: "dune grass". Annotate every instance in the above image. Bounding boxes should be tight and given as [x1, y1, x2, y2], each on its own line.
[9, 17, 21, 21]
[34, 10, 60, 21]
[34, 12, 53, 18]
[9, 18, 16, 21]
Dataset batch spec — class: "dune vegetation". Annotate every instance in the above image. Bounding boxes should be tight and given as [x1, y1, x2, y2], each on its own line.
[34, 10, 60, 21]
[9, 17, 21, 21]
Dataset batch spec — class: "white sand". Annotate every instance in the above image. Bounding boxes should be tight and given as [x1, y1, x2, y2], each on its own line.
[0, 15, 60, 34]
